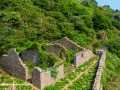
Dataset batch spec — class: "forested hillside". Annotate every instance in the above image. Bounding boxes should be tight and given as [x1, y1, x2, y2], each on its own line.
[0, 0, 120, 89]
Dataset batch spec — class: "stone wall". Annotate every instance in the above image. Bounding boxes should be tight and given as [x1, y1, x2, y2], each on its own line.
[32, 64, 64, 90]
[46, 43, 66, 58]
[21, 50, 40, 64]
[31, 67, 42, 89]
[0, 49, 28, 81]
[92, 50, 106, 90]
[74, 49, 94, 68]
[56, 37, 85, 51]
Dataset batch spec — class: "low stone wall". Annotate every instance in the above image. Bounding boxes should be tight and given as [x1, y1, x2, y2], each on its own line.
[92, 50, 106, 90]
[32, 64, 64, 90]
[74, 49, 94, 68]
[56, 37, 85, 51]
[46, 43, 66, 58]
[0, 49, 28, 81]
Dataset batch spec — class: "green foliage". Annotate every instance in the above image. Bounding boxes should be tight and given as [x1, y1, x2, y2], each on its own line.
[44, 56, 98, 90]
[0, 0, 12, 10]
[0, 0, 120, 89]
[81, 0, 90, 7]
[81, 0, 98, 8]
[112, 20, 120, 30]
[25, 61, 36, 73]
[108, 38, 120, 58]
[48, 11, 68, 22]
[45, 67, 58, 78]
[66, 72, 77, 80]
[92, 14, 110, 30]
[101, 52, 120, 89]
[32, 0, 49, 10]
[27, 42, 38, 50]
[82, 15, 93, 28]
[66, 49, 78, 64]
[114, 13, 120, 21]
[0, 65, 3, 73]
[74, 21, 86, 31]
[0, 75, 32, 90]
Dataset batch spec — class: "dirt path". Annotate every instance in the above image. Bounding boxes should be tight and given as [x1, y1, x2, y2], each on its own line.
[62, 60, 98, 90]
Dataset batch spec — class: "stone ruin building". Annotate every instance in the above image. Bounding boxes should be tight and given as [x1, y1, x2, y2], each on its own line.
[46, 37, 94, 68]
[0, 37, 98, 90]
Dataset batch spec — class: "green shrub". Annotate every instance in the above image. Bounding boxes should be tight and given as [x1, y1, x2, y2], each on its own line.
[45, 67, 58, 78]
[92, 14, 111, 30]
[108, 38, 120, 57]
[32, 0, 49, 10]
[25, 61, 35, 73]
[81, 0, 90, 7]
[0, 65, 3, 73]
[0, 0, 12, 10]
[112, 20, 120, 30]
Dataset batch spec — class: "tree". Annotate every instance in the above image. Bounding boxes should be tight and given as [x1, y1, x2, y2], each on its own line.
[108, 38, 120, 58]
[112, 20, 120, 30]
[92, 14, 110, 30]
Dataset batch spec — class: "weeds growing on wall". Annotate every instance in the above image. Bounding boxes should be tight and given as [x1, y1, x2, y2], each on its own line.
[45, 67, 58, 78]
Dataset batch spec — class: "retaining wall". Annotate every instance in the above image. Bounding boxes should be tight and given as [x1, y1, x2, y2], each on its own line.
[92, 50, 106, 90]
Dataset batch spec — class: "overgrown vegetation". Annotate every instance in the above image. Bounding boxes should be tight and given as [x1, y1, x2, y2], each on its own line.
[0, 75, 33, 90]
[44, 56, 98, 90]
[0, 0, 120, 89]
[45, 67, 58, 78]
[101, 52, 120, 90]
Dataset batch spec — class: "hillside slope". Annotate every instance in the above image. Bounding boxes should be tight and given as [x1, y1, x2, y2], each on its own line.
[0, 0, 120, 89]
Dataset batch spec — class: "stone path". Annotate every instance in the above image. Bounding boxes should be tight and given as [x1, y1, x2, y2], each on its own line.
[62, 60, 98, 90]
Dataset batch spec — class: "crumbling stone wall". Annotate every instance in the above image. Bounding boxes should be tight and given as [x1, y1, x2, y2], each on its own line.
[74, 49, 94, 68]
[56, 64, 64, 80]
[32, 64, 64, 90]
[56, 37, 85, 51]
[32, 68, 53, 90]
[46, 43, 66, 58]
[0, 49, 28, 80]
[92, 50, 106, 90]
[21, 50, 40, 64]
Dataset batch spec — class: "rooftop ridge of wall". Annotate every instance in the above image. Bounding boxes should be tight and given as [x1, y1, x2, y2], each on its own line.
[74, 49, 90, 56]
[56, 37, 85, 51]
[46, 43, 67, 58]
[92, 50, 106, 90]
